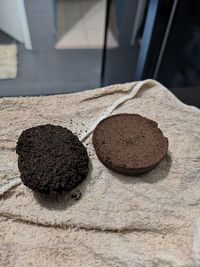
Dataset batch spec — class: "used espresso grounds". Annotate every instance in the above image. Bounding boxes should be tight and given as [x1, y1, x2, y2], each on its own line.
[16, 114, 168, 192]
[93, 114, 168, 175]
[16, 124, 89, 193]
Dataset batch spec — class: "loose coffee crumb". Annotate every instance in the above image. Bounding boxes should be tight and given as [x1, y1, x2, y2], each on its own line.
[70, 191, 82, 200]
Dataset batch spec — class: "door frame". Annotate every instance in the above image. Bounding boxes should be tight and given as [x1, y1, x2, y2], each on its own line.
[17, 0, 32, 49]
[0, 0, 32, 49]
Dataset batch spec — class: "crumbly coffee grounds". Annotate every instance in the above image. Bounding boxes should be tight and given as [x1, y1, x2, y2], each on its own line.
[93, 114, 168, 175]
[16, 124, 89, 193]
[70, 190, 82, 200]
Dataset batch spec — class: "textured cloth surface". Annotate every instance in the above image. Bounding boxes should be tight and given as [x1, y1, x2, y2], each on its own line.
[0, 80, 200, 266]
[0, 44, 17, 79]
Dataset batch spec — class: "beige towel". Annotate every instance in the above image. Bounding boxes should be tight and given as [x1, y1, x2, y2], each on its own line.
[0, 80, 200, 266]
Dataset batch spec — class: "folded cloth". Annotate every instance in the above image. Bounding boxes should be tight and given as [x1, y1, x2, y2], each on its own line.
[0, 79, 200, 267]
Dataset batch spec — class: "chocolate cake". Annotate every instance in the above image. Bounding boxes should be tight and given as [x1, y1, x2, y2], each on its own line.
[16, 124, 89, 193]
[93, 114, 168, 175]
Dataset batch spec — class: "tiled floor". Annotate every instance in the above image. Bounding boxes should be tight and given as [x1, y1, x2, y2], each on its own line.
[56, 0, 118, 49]
[0, 29, 101, 97]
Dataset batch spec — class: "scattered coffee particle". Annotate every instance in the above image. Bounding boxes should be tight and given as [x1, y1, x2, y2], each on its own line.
[16, 124, 89, 193]
[70, 191, 82, 200]
[93, 114, 168, 175]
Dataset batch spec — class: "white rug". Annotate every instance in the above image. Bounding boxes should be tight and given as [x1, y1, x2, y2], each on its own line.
[0, 44, 17, 79]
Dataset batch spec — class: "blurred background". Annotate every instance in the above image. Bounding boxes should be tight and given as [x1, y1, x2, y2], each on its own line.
[0, 0, 199, 107]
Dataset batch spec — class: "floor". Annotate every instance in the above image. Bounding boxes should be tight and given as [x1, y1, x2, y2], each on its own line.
[0, 31, 198, 107]
[56, 0, 117, 49]
[0, 30, 101, 96]
[0, 31, 199, 106]
[0, 0, 104, 97]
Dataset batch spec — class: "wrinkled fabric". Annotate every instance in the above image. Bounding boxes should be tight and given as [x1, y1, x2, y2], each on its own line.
[0, 80, 200, 267]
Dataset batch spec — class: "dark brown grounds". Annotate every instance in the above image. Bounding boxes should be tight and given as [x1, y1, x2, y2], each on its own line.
[16, 124, 89, 193]
[93, 114, 168, 175]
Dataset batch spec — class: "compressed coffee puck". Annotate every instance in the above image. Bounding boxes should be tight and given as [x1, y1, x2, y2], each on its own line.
[16, 124, 89, 193]
[93, 114, 168, 175]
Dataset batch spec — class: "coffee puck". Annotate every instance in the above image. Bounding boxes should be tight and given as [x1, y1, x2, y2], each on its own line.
[16, 124, 89, 193]
[93, 114, 168, 175]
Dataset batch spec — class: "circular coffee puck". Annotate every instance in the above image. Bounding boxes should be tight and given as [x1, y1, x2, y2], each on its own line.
[16, 124, 89, 193]
[93, 114, 168, 175]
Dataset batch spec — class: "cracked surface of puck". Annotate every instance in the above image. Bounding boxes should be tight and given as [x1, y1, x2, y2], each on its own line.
[93, 114, 168, 175]
[16, 124, 89, 193]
